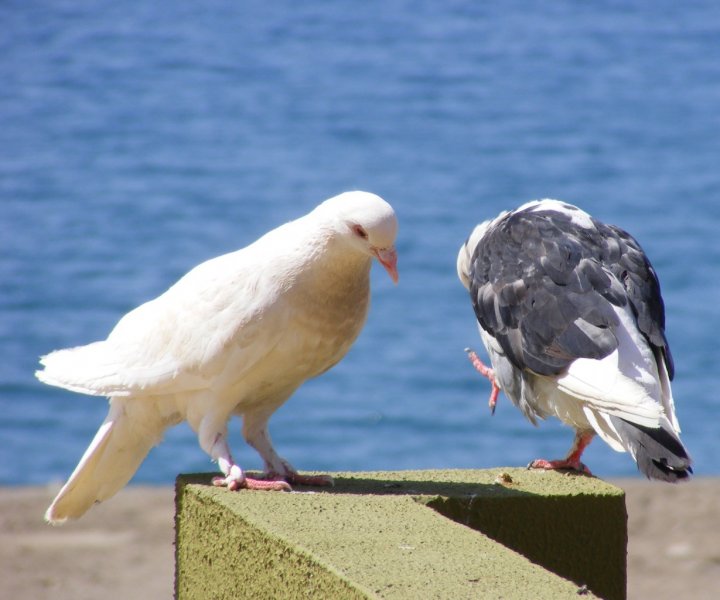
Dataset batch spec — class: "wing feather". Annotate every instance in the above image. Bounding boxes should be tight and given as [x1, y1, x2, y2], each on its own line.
[467, 202, 672, 380]
[463, 200, 677, 430]
[37, 239, 294, 397]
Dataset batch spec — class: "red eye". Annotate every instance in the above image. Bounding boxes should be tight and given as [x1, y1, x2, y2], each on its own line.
[353, 225, 369, 240]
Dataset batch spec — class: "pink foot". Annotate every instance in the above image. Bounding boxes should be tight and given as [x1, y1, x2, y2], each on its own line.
[527, 431, 595, 476]
[527, 458, 593, 476]
[211, 472, 291, 492]
[465, 348, 501, 414]
[245, 477, 292, 491]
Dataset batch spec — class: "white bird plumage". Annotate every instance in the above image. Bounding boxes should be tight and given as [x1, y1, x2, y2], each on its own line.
[37, 191, 399, 524]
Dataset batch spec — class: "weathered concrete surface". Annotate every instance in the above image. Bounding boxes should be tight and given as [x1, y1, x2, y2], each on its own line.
[176, 468, 626, 599]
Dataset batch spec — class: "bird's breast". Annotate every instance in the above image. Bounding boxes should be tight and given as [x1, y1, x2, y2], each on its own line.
[284, 268, 371, 377]
[221, 265, 372, 414]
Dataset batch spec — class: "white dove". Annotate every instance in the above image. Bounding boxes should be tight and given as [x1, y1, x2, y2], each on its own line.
[37, 191, 399, 523]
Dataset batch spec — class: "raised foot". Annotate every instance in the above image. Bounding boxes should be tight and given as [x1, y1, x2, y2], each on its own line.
[465, 347, 500, 414]
[527, 458, 593, 476]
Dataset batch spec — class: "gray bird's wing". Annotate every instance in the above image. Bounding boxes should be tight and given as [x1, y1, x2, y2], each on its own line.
[468, 203, 673, 378]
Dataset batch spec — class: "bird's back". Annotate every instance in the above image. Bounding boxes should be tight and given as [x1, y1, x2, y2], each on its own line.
[37, 214, 373, 405]
[460, 200, 677, 427]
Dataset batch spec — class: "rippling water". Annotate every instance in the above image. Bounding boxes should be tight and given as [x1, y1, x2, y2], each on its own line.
[2, 1, 719, 484]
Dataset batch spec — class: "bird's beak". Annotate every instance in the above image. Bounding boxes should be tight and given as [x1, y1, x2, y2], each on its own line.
[373, 246, 399, 284]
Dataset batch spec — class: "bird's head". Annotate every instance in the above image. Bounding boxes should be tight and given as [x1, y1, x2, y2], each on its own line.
[317, 191, 399, 283]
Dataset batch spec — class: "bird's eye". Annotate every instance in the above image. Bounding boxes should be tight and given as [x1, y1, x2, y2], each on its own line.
[352, 225, 369, 240]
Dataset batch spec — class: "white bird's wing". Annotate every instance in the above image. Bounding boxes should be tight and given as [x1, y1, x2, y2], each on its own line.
[37, 244, 293, 398]
[553, 304, 668, 429]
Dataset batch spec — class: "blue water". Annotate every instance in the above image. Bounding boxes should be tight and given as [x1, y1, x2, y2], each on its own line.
[2, 1, 719, 485]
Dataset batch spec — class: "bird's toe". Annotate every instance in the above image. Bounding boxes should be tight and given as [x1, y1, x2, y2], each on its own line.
[527, 458, 593, 476]
[244, 477, 292, 491]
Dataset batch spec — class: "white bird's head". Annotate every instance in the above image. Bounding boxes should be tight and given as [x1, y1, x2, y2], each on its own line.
[316, 191, 399, 283]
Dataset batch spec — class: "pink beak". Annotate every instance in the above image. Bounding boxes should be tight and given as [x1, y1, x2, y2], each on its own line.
[374, 247, 399, 284]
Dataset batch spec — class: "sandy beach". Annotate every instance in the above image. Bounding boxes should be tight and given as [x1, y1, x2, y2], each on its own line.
[2, 478, 717, 600]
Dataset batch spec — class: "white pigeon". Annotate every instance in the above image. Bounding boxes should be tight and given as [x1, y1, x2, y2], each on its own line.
[37, 191, 399, 524]
[457, 199, 691, 482]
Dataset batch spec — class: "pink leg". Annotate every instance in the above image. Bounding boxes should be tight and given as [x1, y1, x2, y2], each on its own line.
[465, 348, 501, 414]
[528, 430, 595, 476]
[208, 433, 291, 492]
[242, 412, 333, 488]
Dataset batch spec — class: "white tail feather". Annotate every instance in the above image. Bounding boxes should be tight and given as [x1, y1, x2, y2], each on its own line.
[45, 401, 161, 524]
[582, 408, 625, 452]
[555, 305, 666, 429]
[37, 342, 133, 397]
[557, 362, 662, 428]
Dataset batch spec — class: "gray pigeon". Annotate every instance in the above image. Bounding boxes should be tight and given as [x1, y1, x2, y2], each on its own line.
[457, 199, 691, 481]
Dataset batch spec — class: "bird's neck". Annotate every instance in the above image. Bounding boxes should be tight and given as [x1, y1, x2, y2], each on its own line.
[307, 234, 372, 291]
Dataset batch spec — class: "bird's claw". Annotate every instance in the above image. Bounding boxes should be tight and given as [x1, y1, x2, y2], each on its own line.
[466, 347, 501, 415]
[489, 386, 499, 415]
[212, 465, 292, 492]
[245, 477, 292, 491]
[527, 459, 593, 477]
[212, 474, 240, 489]
[211, 474, 292, 492]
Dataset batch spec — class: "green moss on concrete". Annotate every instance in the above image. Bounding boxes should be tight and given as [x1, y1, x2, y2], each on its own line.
[410, 469, 626, 600]
[176, 469, 625, 599]
[175, 481, 367, 599]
